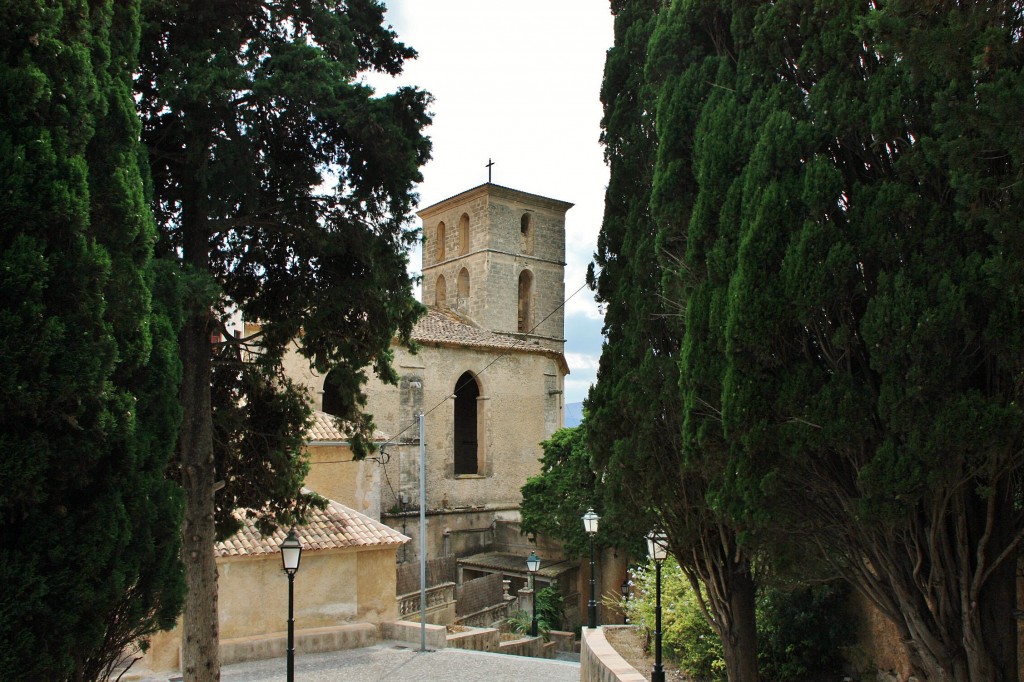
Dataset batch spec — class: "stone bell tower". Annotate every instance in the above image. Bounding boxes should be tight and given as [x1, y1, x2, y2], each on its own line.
[418, 183, 572, 354]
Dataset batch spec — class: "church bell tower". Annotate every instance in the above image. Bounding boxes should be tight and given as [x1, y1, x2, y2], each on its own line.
[417, 183, 572, 354]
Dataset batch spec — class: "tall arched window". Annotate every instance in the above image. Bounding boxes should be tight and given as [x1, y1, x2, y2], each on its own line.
[436, 221, 446, 261]
[435, 274, 447, 307]
[458, 213, 470, 254]
[457, 268, 470, 300]
[453, 371, 480, 475]
[518, 269, 533, 333]
[322, 368, 353, 419]
[520, 213, 534, 255]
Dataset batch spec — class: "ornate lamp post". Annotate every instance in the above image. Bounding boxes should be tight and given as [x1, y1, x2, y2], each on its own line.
[280, 529, 303, 682]
[647, 529, 669, 682]
[582, 507, 600, 628]
[526, 550, 541, 637]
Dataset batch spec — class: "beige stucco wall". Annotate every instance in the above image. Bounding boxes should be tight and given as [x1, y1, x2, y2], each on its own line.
[371, 344, 563, 512]
[303, 443, 380, 520]
[139, 546, 399, 673]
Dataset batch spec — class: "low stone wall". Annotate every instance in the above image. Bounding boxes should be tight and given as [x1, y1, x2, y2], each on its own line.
[497, 635, 545, 658]
[580, 626, 646, 682]
[381, 619, 447, 650]
[548, 630, 576, 653]
[447, 626, 500, 652]
[220, 622, 378, 666]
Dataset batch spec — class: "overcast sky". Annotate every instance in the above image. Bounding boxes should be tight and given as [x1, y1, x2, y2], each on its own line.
[368, 1, 615, 404]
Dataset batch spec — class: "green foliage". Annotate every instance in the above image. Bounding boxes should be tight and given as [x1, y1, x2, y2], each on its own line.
[535, 585, 565, 632]
[757, 582, 853, 682]
[520, 425, 641, 558]
[623, 560, 853, 682]
[137, 0, 432, 532]
[624, 559, 726, 681]
[505, 610, 550, 639]
[0, 0, 183, 678]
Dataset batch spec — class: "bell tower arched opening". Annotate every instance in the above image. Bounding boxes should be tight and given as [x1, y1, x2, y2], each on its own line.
[518, 269, 533, 333]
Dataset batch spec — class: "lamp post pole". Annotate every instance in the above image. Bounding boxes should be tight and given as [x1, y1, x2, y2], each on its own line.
[653, 559, 664, 682]
[287, 570, 295, 682]
[526, 551, 540, 637]
[280, 530, 303, 682]
[582, 508, 600, 628]
[621, 579, 630, 624]
[647, 530, 668, 682]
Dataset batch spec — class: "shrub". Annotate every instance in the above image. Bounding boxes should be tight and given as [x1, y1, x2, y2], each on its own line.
[536, 585, 565, 631]
[620, 558, 853, 682]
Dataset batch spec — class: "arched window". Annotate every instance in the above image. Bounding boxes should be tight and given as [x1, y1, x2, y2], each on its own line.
[436, 222, 446, 261]
[435, 274, 447, 307]
[518, 269, 533, 333]
[454, 371, 480, 475]
[458, 213, 470, 254]
[457, 267, 470, 300]
[520, 213, 534, 255]
[322, 368, 353, 419]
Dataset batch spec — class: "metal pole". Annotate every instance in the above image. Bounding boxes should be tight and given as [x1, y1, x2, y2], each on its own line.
[652, 560, 665, 682]
[287, 572, 295, 682]
[419, 412, 427, 652]
[531, 573, 538, 637]
[588, 534, 597, 628]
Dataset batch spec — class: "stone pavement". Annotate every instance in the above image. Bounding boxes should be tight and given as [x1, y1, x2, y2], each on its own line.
[141, 643, 581, 682]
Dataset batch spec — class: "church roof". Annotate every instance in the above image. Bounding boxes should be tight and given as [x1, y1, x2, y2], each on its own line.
[414, 307, 537, 352]
[416, 182, 574, 217]
[215, 493, 409, 559]
[307, 410, 389, 444]
[412, 307, 569, 374]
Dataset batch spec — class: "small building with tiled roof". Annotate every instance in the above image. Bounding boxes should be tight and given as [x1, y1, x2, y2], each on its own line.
[140, 494, 409, 674]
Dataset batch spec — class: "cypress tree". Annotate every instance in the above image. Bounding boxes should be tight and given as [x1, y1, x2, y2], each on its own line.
[707, 2, 1024, 679]
[588, 1, 761, 678]
[0, 1, 183, 679]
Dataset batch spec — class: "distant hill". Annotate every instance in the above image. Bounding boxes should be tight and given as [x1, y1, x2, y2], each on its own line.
[565, 402, 583, 428]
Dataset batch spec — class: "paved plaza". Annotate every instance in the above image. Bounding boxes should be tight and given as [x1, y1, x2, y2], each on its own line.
[140, 644, 581, 682]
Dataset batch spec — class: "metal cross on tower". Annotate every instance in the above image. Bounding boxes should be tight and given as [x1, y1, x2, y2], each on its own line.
[486, 158, 494, 183]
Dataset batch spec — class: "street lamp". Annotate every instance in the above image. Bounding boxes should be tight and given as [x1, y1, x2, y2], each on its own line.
[280, 529, 303, 682]
[647, 529, 669, 682]
[621, 578, 630, 624]
[526, 550, 541, 637]
[582, 507, 600, 628]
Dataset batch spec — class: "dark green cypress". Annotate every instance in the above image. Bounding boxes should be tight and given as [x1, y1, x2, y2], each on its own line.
[0, 1, 183, 679]
[588, 1, 762, 679]
[712, 2, 1024, 679]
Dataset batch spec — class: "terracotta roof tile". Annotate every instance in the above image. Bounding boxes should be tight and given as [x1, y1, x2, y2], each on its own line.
[215, 494, 409, 559]
[307, 411, 388, 444]
[412, 307, 541, 353]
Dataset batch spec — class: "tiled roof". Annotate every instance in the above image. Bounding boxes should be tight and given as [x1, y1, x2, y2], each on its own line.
[307, 411, 388, 444]
[215, 494, 409, 559]
[412, 307, 545, 354]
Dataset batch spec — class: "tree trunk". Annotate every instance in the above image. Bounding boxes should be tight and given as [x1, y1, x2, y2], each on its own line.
[970, 479, 1017, 682]
[721, 562, 759, 682]
[179, 313, 220, 681]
